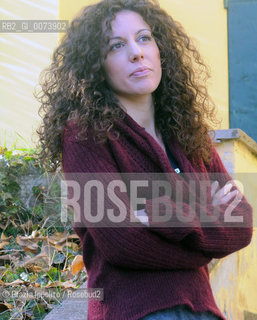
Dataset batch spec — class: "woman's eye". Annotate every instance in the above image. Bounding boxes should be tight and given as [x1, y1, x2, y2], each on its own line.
[110, 42, 124, 51]
[138, 35, 152, 42]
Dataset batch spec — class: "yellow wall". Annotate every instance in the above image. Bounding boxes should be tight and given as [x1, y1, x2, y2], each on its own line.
[160, 0, 229, 129]
[0, 0, 59, 149]
[59, 0, 229, 129]
[211, 141, 257, 319]
[59, 0, 98, 23]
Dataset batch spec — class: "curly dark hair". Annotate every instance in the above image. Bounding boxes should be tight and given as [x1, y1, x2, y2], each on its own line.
[35, 0, 219, 172]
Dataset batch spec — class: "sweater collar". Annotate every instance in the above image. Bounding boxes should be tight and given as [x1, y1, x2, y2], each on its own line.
[114, 111, 205, 175]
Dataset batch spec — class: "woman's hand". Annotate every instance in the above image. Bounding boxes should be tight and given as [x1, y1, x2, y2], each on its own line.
[211, 181, 239, 207]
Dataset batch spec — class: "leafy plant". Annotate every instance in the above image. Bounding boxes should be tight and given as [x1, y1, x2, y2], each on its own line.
[0, 147, 87, 320]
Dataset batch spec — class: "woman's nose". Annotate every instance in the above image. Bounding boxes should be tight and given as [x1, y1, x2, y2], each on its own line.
[128, 42, 144, 62]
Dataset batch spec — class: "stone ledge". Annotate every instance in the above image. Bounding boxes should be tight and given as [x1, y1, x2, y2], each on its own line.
[212, 129, 257, 156]
[43, 282, 88, 320]
[244, 310, 257, 320]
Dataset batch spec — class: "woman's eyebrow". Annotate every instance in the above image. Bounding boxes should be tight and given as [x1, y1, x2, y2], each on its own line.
[109, 28, 151, 41]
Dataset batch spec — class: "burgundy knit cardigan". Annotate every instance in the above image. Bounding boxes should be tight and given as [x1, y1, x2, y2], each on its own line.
[61, 112, 253, 320]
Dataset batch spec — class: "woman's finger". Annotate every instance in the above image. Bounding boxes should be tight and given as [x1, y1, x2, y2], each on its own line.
[214, 183, 233, 199]
[212, 189, 239, 207]
[211, 181, 219, 198]
[219, 190, 238, 205]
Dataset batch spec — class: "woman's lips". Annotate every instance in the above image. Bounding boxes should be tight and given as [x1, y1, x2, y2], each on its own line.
[130, 68, 151, 77]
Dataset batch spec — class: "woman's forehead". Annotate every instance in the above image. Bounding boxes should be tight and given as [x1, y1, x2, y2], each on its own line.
[108, 10, 150, 36]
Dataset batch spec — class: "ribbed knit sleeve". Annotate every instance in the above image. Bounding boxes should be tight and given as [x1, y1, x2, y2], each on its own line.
[61, 124, 212, 270]
[146, 145, 253, 259]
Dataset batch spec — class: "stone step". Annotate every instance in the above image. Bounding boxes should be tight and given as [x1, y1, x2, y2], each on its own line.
[43, 282, 88, 320]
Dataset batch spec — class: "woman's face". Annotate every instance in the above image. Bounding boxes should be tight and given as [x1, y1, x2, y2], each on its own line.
[103, 10, 162, 100]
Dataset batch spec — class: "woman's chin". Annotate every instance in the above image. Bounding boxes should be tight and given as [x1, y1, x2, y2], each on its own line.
[128, 84, 159, 97]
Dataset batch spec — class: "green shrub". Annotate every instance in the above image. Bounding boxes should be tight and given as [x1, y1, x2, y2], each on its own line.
[0, 147, 73, 236]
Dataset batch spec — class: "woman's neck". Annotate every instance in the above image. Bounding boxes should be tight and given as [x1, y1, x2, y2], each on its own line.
[116, 94, 166, 152]
[116, 94, 155, 130]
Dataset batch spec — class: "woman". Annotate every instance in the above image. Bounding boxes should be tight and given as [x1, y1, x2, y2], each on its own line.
[36, 0, 253, 319]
